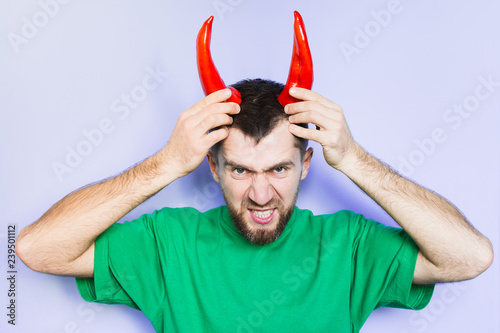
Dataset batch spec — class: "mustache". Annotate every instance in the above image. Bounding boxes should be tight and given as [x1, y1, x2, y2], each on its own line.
[241, 197, 284, 209]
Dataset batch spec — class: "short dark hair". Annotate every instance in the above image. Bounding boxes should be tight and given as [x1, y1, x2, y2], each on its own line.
[211, 78, 308, 160]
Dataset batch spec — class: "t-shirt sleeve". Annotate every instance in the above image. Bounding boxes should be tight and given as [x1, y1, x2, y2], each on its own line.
[347, 211, 434, 327]
[75, 210, 166, 311]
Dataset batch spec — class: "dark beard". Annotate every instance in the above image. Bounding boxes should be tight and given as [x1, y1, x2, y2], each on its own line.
[222, 187, 299, 245]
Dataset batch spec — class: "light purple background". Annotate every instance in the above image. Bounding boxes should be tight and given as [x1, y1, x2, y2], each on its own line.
[1, 0, 499, 332]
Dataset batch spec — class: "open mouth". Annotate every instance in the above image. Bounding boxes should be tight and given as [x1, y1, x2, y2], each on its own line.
[249, 209, 276, 224]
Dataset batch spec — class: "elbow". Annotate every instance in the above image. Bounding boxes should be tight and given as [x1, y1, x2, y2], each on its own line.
[436, 237, 494, 283]
[16, 228, 45, 273]
[457, 237, 494, 281]
[473, 238, 494, 277]
[17, 226, 85, 276]
[16, 229, 34, 270]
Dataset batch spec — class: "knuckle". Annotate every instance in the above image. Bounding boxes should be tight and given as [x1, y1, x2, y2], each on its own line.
[304, 101, 314, 110]
[204, 113, 226, 128]
[299, 113, 310, 124]
[200, 98, 209, 109]
[309, 111, 320, 123]
[201, 115, 215, 129]
[180, 118, 191, 131]
[178, 111, 187, 122]
[331, 122, 343, 133]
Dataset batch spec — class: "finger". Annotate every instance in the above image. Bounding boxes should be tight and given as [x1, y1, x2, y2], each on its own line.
[285, 100, 334, 116]
[288, 87, 338, 109]
[197, 101, 240, 121]
[192, 103, 239, 134]
[203, 126, 230, 147]
[289, 110, 332, 130]
[288, 123, 324, 142]
[187, 89, 234, 116]
[196, 112, 234, 133]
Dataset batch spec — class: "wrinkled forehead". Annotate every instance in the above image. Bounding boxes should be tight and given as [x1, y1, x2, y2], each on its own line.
[218, 121, 301, 169]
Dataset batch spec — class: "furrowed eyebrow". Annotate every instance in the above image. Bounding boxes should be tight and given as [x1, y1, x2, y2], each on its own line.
[264, 161, 295, 172]
[223, 160, 249, 170]
[223, 159, 295, 172]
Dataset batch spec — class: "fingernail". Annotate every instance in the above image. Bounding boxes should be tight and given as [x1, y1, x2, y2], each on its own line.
[284, 105, 289, 113]
[289, 87, 296, 94]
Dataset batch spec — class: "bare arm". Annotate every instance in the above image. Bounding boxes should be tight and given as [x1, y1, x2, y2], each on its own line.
[16, 154, 176, 278]
[286, 87, 493, 284]
[335, 144, 493, 283]
[16, 89, 240, 278]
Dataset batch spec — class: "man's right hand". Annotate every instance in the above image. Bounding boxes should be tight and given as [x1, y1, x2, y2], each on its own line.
[161, 88, 240, 178]
[16, 88, 239, 278]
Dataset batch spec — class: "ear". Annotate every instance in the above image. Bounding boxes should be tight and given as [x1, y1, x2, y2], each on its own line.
[300, 147, 314, 180]
[207, 151, 220, 183]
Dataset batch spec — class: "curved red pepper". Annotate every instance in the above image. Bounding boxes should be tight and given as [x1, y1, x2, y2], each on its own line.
[278, 11, 314, 107]
[197, 16, 242, 104]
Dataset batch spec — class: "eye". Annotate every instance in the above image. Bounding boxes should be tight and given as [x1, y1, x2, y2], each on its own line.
[233, 168, 246, 175]
[274, 166, 286, 173]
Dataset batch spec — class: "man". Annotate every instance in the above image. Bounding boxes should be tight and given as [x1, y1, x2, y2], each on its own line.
[17, 77, 493, 332]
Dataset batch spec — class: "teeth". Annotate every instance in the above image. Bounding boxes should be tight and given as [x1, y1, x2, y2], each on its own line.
[252, 210, 273, 218]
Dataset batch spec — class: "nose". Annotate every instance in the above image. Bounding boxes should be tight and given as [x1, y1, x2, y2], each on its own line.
[248, 174, 275, 206]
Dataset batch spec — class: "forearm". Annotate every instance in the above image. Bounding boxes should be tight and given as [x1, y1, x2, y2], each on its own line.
[17, 149, 177, 274]
[17, 89, 239, 276]
[338, 143, 493, 281]
[284, 88, 493, 282]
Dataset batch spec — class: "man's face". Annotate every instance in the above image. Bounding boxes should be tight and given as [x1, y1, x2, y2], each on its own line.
[208, 120, 312, 245]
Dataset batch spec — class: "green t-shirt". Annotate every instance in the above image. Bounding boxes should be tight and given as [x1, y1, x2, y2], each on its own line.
[76, 206, 434, 332]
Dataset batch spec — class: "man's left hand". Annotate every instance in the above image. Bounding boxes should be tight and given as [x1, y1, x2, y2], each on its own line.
[285, 87, 359, 170]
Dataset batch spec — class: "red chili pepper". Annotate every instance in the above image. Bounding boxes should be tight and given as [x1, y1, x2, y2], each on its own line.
[196, 16, 242, 104]
[278, 11, 314, 107]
